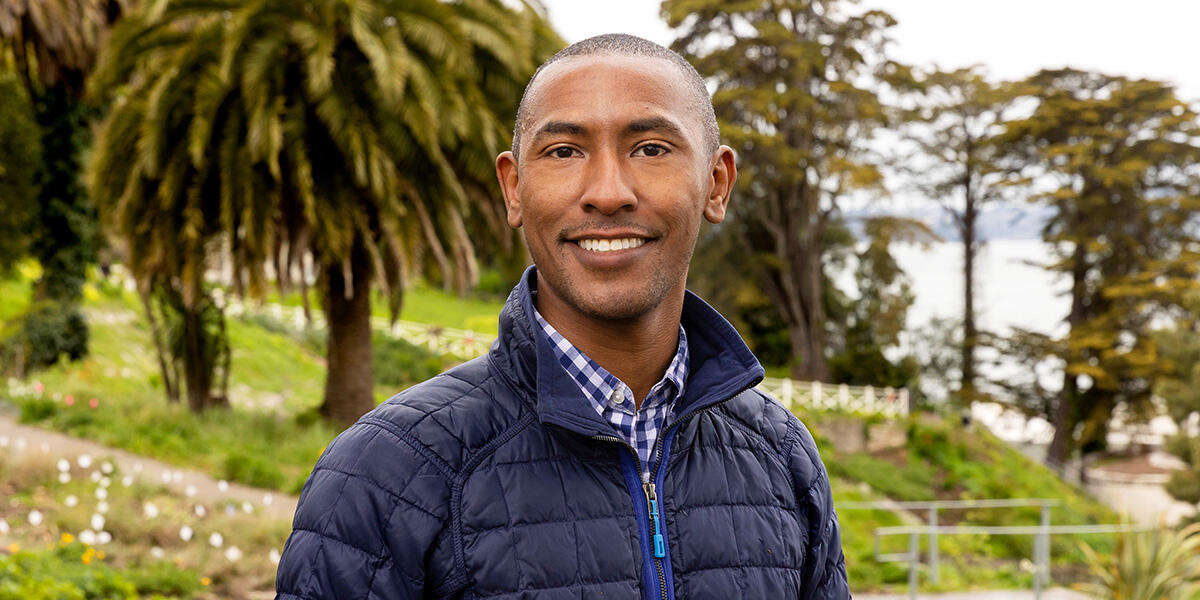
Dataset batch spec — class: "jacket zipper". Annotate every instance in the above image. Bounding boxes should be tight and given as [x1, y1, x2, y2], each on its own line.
[589, 381, 757, 600]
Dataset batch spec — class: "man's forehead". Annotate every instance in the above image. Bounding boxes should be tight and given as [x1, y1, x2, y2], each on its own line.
[520, 55, 697, 139]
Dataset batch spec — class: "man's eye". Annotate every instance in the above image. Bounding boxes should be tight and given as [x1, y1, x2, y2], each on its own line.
[550, 147, 576, 159]
[635, 144, 668, 157]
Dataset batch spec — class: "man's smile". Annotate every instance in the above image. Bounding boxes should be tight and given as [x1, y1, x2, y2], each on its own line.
[576, 237, 646, 252]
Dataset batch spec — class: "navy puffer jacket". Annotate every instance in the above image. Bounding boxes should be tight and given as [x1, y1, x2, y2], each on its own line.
[276, 268, 849, 599]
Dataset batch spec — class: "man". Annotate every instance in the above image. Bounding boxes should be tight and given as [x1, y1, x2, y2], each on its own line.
[276, 33, 849, 599]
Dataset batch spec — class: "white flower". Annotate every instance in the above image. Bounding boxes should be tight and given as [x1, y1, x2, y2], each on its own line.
[90, 471, 101, 483]
[58, 472, 71, 484]
[0, 519, 9, 534]
[143, 503, 159, 519]
[242, 501, 253, 514]
[209, 532, 224, 548]
[262, 494, 273, 507]
[77, 454, 92, 469]
[27, 509, 43, 526]
[269, 548, 281, 564]
[57, 459, 70, 473]
[185, 485, 196, 498]
[179, 525, 193, 542]
[172, 471, 183, 483]
[100, 461, 114, 474]
[150, 546, 165, 559]
[79, 529, 97, 545]
[133, 463, 143, 473]
[217, 480, 229, 492]
[97, 501, 109, 514]
[121, 475, 133, 488]
[160, 471, 171, 484]
[224, 546, 243, 562]
[95, 487, 107, 500]
[194, 504, 207, 518]
[96, 531, 112, 545]
[91, 514, 105, 531]
[99, 476, 111, 489]
[64, 494, 79, 507]
[0, 435, 8, 447]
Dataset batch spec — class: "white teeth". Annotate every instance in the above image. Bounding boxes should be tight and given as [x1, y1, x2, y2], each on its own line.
[579, 238, 645, 252]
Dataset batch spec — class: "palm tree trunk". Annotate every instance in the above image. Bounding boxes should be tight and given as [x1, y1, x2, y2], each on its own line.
[319, 239, 375, 427]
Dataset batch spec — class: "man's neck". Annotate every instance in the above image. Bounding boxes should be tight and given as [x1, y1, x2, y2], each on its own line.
[535, 289, 684, 409]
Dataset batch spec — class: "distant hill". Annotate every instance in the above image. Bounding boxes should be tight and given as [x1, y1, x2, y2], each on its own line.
[845, 202, 1054, 242]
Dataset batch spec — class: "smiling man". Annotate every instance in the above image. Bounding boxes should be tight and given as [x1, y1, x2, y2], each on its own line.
[276, 33, 849, 600]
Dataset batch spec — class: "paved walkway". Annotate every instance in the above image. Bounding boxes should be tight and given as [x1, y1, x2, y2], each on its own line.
[0, 411, 298, 522]
[856, 588, 1089, 599]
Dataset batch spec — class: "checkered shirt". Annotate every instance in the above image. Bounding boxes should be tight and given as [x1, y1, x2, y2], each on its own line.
[534, 309, 689, 481]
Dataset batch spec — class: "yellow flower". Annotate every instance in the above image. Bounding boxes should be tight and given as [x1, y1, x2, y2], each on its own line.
[61, 532, 75, 545]
[7, 543, 18, 554]
[96, 551, 105, 560]
[82, 554, 92, 565]
[201, 576, 211, 586]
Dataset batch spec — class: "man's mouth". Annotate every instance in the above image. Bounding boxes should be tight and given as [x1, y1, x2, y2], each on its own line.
[576, 238, 646, 252]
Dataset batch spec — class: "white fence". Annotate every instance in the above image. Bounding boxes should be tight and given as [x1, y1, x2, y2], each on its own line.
[196, 286, 910, 418]
[757, 377, 909, 418]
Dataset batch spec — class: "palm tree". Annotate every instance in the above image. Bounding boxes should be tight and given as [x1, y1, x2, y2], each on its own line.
[89, 0, 559, 423]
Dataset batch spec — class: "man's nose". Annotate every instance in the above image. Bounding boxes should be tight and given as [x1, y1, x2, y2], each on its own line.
[578, 151, 637, 214]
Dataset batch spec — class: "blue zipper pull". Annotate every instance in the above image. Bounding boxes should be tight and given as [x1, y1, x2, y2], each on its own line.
[645, 482, 666, 558]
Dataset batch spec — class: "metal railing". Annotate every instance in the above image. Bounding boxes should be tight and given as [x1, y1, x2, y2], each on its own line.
[842, 498, 1145, 600]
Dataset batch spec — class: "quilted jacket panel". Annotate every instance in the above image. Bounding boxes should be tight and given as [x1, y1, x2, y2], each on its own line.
[276, 268, 849, 599]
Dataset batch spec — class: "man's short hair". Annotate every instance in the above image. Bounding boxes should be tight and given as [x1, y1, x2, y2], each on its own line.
[512, 33, 719, 160]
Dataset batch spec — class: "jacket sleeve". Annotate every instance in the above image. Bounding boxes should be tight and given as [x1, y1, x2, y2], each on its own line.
[787, 419, 850, 599]
[275, 422, 453, 599]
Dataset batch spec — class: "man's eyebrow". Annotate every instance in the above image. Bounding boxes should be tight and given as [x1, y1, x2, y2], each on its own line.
[624, 117, 685, 139]
[530, 121, 587, 144]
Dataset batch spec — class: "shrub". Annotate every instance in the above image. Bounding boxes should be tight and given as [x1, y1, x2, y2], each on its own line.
[222, 450, 287, 489]
[1076, 522, 1200, 600]
[3, 301, 90, 373]
[372, 332, 444, 388]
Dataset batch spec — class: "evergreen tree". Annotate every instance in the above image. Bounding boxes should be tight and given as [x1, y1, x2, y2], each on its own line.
[664, 0, 910, 381]
[1000, 69, 1200, 468]
[902, 67, 1019, 403]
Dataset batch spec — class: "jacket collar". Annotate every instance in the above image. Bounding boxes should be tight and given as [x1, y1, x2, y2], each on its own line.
[489, 266, 764, 437]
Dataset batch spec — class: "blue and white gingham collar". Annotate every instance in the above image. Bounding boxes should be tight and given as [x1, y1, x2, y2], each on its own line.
[532, 307, 689, 477]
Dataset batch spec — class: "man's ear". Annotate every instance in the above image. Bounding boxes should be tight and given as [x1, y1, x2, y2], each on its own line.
[496, 151, 522, 228]
[703, 145, 736, 224]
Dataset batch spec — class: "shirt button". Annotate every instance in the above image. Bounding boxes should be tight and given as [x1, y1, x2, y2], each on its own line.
[610, 389, 625, 405]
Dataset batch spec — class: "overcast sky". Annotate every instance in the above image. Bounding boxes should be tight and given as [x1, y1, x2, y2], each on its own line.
[540, 1, 1200, 101]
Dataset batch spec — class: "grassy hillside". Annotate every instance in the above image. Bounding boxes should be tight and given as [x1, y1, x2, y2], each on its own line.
[0, 266, 1122, 593]
[800, 409, 1117, 591]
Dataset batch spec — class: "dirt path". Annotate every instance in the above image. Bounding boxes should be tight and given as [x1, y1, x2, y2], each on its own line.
[0, 412, 298, 522]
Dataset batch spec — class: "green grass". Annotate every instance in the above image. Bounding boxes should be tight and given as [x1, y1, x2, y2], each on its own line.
[261, 284, 504, 335]
[1, 266, 478, 494]
[808, 412, 1118, 592]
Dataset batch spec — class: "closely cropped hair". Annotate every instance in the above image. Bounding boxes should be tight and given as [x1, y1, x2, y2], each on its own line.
[511, 33, 719, 159]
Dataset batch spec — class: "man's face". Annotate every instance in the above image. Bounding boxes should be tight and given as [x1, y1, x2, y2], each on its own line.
[496, 55, 735, 324]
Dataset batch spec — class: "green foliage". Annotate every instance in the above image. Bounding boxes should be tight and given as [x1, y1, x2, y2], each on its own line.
[1076, 522, 1200, 600]
[997, 70, 1200, 464]
[0, 72, 41, 274]
[832, 452, 936, 501]
[88, 0, 559, 423]
[0, 543, 150, 599]
[1, 301, 90, 375]
[221, 451, 286, 490]
[371, 333, 445, 388]
[667, 0, 914, 381]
